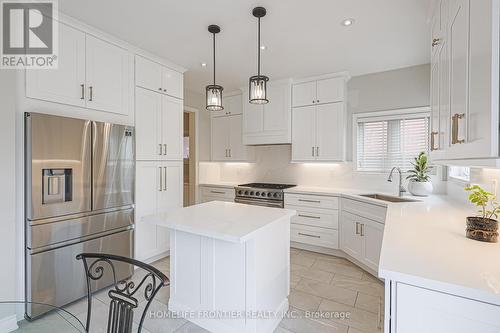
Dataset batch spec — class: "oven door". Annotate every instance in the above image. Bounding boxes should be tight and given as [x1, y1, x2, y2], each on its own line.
[234, 197, 283, 208]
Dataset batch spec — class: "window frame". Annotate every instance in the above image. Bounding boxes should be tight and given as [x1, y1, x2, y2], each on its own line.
[353, 107, 431, 174]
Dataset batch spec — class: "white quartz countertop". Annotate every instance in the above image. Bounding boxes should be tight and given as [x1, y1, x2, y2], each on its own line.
[143, 201, 296, 243]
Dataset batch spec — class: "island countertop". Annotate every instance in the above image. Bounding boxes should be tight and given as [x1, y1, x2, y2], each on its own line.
[143, 201, 296, 243]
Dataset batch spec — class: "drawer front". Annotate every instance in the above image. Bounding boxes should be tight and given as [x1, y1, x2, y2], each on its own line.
[291, 224, 338, 249]
[285, 193, 339, 210]
[200, 186, 235, 200]
[287, 205, 338, 229]
[342, 198, 387, 223]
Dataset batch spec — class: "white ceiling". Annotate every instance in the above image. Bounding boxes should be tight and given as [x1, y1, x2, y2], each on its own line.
[59, 0, 433, 93]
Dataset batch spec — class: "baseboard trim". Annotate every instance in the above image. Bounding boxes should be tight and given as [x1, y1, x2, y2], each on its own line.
[141, 250, 170, 265]
[0, 315, 18, 333]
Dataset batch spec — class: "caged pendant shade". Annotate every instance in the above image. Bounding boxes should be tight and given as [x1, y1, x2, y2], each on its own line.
[249, 7, 269, 104]
[206, 25, 223, 111]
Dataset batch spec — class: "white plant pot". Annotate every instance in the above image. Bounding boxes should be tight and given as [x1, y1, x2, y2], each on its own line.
[408, 181, 433, 197]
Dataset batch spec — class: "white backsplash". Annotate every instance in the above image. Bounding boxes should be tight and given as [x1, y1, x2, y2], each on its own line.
[199, 145, 447, 195]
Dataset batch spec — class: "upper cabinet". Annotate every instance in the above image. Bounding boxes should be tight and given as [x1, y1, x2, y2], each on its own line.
[430, 0, 500, 161]
[292, 77, 345, 108]
[26, 21, 132, 116]
[135, 56, 183, 99]
[291, 74, 348, 162]
[211, 114, 251, 162]
[210, 93, 243, 118]
[242, 79, 292, 145]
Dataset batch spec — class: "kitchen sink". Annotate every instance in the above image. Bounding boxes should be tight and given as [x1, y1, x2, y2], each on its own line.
[359, 194, 420, 203]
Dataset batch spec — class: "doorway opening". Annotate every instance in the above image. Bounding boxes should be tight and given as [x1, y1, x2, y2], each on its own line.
[183, 109, 197, 206]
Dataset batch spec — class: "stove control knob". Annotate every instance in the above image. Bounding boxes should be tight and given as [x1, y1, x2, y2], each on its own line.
[267, 192, 272, 197]
[238, 190, 242, 195]
[250, 191, 255, 196]
[262, 192, 267, 197]
[244, 191, 249, 195]
[273, 193, 279, 198]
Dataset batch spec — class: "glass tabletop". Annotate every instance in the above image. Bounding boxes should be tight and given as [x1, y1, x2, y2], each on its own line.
[0, 301, 86, 333]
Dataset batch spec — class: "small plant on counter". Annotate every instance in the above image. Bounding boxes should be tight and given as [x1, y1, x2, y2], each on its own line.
[406, 152, 433, 196]
[464, 185, 499, 243]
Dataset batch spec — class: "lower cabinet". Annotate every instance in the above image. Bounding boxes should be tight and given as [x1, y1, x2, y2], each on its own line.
[340, 199, 386, 272]
[199, 185, 235, 203]
[135, 161, 182, 261]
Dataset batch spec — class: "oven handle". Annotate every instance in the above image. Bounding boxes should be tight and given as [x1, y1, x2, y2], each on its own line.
[234, 197, 283, 208]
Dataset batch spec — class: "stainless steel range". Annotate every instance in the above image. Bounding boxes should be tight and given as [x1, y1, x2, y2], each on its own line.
[234, 183, 296, 208]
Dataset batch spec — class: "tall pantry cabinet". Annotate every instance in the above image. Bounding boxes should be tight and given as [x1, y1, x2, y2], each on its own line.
[135, 55, 184, 261]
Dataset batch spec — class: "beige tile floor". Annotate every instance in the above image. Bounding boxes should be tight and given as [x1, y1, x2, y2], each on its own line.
[64, 249, 384, 333]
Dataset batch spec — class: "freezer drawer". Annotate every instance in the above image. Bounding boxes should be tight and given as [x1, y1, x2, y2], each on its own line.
[27, 208, 134, 250]
[92, 122, 135, 210]
[26, 229, 134, 319]
[25, 113, 92, 220]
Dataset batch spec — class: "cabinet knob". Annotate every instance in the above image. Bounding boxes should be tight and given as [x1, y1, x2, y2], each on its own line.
[163, 89, 167, 92]
[316, 100, 320, 103]
[312, 100, 315, 104]
[158, 87, 162, 91]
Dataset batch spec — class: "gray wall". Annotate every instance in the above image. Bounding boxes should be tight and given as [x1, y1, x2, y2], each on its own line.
[346, 64, 430, 160]
[184, 89, 211, 162]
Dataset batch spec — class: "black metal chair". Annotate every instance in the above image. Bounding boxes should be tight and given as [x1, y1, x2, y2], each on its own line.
[76, 253, 169, 333]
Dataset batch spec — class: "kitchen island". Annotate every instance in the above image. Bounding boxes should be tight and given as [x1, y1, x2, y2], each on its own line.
[144, 201, 296, 333]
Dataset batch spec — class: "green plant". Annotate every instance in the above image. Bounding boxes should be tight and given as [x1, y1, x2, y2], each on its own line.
[406, 152, 431, 182]
[465, 185, 500, 220]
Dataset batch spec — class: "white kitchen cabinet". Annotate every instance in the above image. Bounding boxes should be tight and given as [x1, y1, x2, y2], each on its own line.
[340, 211, 363, 260]
[135, 55, 183, 99]
[388, 282, 500, 333]
[242, 80, 292, 145]
[135, 161, 182, 261]
[340, 199, 387, 271]
[430, 0, 500, 161]
[135, 88, 183, 161]
[292, 76, 345, 108]
[199, 185, 235, 203]
[292, 102, 345, 161]
[26, 21, 132, 116]
[210, 93, 243, 118]
[210, 114, 250, 161]
[26, 22, 86, 108]
[85, 35, 131, 115]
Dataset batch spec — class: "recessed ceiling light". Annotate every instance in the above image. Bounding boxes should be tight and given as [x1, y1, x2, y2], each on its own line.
[201, 62, 207, 67]
[260, 45, 266, 50]
[341, 18, 355, 27]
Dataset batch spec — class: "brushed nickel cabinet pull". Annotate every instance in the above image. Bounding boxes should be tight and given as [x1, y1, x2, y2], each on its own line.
[360, 223, 365, 237]
[159, 144, 163, 155]
[432, 38, 441, 47]
[163, 167, 167, 191]
[298, 232, 321, 239]
[210, 190, 225, 194]
[158, 167, 163, 191]
[298, 214, 321, 219]
[89, 86, 93, 101]
[355, 222, 359, 235]
[451, 113, 465, 144]
[80, 84, 85, 100]
[298, 199, 321, 203]
[430, 131, 438, 151]
[229, 149, 231, 158]
[163, 144, 167, 155]
[316, 147, 319, 157]
[312, 147, 315, 157]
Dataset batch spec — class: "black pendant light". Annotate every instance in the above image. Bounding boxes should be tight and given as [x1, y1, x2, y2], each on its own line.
[249, 7, 269, 104]
[206, 25, 223, 111]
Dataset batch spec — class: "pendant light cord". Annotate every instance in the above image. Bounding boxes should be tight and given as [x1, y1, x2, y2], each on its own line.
[257, 17, 261, 77]
[213, 32, 216, 85]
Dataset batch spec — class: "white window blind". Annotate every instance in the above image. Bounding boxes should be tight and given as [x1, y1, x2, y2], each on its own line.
[356, 113, 429, 173]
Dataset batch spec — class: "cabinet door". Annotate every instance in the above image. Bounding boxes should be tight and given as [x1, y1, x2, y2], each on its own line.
[316, 77, 345, 104]
[211, 116, 229, 161]
[447, 0, 469, 149]
[224, 94, 243, 116]
[135, 161, 161, 260]
[291, 106, 316, 161]
[361, 219, 384, 272]
[161, 95, 183, 160]
[243, 101, 264, 134]
[228, 115, 246, 160]
[340, 212, 363, 261]
[135, 55, 163, 92]
[292, 81, 316, 107]
[264, 82, 291, 133]
[26, 21, 86, 107]
[162, 67, 183, 99]
[315, 102, 345, 161]
[86, 35, 131, 115]
[135, 88, 162, 160]
[157, 162, 183, 252]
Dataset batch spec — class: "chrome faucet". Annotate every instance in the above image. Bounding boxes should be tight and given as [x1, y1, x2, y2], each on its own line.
[387, 167, 406, 197]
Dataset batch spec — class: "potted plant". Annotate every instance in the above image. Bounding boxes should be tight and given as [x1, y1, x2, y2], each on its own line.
[465, 185, 499, 243]
[406, 152, 433, 196]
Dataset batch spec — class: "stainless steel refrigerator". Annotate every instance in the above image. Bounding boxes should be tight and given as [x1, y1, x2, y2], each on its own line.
[25, 112, 135, 319]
